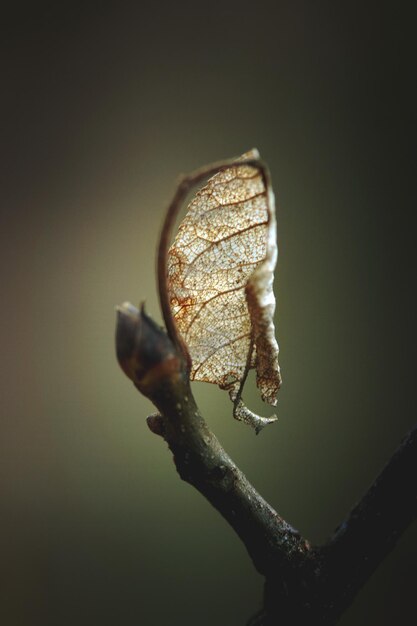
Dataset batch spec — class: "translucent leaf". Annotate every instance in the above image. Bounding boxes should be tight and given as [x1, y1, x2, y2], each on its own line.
[167, 149, 281, 432]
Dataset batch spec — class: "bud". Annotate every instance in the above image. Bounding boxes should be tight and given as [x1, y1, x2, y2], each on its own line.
[115, 302, 183, 398]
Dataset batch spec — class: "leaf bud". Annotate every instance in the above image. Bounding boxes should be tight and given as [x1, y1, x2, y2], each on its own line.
[115, 302, 182, 398]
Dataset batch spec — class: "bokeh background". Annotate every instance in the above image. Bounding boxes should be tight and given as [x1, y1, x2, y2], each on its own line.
[2, 2, 416, 625]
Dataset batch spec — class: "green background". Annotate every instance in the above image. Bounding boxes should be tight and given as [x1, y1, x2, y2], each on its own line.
[2, 2, 416, 624]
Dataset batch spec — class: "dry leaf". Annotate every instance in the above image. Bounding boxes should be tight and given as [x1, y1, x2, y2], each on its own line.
[167, 149, 281, 432]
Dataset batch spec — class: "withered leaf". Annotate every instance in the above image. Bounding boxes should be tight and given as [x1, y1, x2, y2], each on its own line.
[167, 149, 281, 432]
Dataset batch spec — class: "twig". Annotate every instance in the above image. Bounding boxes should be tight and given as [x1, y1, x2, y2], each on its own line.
[116, 303, 417, 623]
[116, 155, 417, 624]
[116, 304, 310, 576]
[316, 424, 417, 623]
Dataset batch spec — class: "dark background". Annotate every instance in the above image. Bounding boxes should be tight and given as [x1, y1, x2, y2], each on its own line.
[1, 2, 416, 625]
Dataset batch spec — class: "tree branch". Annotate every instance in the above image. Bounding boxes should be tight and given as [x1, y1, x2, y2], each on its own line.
[115, 155, 416, 623]
[115, 303, 417, 624]
[316, 423, 417, 622]
[116, 303, 310, 576]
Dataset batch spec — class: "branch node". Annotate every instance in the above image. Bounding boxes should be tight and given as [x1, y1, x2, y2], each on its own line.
[146, 412, 164, 437]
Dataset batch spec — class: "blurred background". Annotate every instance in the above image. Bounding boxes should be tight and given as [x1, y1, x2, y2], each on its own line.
[1, 2, 416, 625]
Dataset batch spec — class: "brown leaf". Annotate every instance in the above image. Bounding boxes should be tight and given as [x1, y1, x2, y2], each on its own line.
[167, 149, 281, 432]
